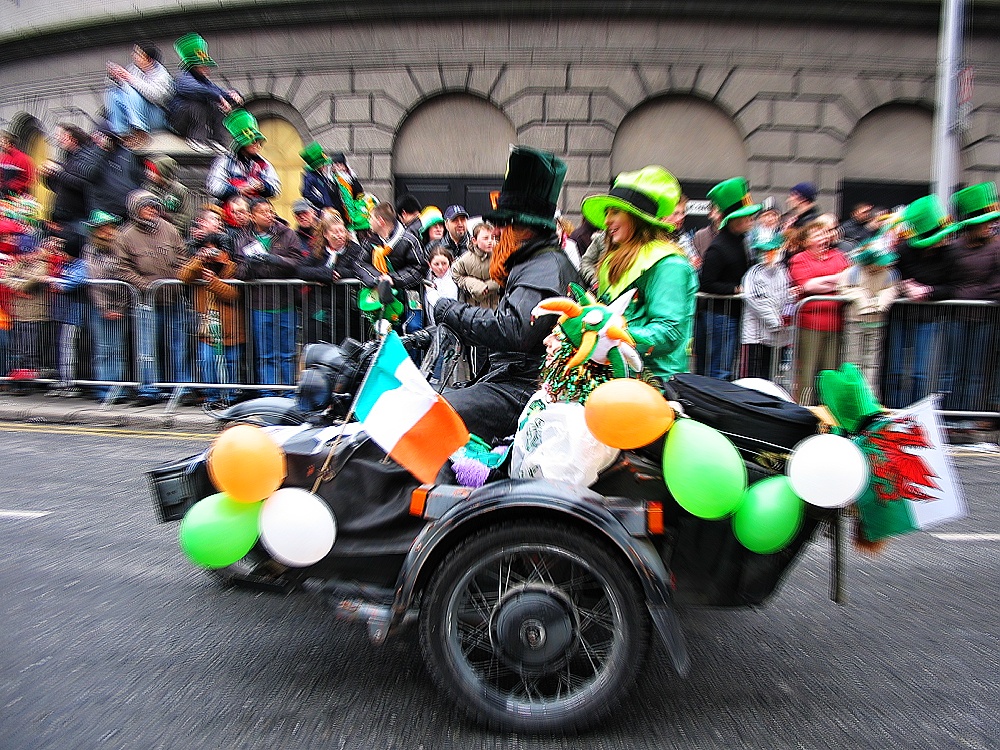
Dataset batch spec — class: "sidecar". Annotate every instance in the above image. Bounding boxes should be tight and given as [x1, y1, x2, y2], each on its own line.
[149, 386, 835, 734]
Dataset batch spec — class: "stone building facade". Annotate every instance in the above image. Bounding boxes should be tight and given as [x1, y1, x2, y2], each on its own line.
[2, 2, 999, 221]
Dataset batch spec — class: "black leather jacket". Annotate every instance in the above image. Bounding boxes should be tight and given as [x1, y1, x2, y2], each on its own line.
[434, 234, 581, 385]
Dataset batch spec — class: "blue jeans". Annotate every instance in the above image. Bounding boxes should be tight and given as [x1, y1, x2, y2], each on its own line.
[89, 308, 126, 399]
[198, 341, 243, 404]
[105, 84, 168, 134]
[136, 302, 192, 399]
[252, 309, 296, 395]
[703, 311, 738, 380]
[886, 320, 939, 408]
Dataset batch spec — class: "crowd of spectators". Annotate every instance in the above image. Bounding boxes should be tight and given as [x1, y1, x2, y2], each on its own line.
[0, 33, 998, 422]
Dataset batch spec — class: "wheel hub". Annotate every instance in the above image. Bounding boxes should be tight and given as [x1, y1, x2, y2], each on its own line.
[491, 588, 576, 673]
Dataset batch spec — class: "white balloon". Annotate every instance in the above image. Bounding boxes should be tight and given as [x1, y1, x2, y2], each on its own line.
[259, 488, 337, 567]
[732, 378, 794, 402]
[787, 433, 869, 509]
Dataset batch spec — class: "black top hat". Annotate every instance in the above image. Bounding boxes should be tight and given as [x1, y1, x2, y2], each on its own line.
[484, 146, 566, 232]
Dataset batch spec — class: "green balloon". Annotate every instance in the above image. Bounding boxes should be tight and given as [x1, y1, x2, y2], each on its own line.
[662, 419, 747, 519]
[732, 476, 805, 554]
[179, 492, 262, 569]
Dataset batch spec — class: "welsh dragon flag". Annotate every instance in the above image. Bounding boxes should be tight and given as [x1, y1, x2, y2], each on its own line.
[354, 331, 469, 484]
[853, 396, 965, 542]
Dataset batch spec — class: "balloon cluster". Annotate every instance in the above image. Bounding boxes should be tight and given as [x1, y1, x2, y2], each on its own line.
[584, 378, 870, 555]
[179, 425, 337, 569]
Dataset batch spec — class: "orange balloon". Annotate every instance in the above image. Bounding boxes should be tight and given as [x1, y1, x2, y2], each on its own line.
[584, 379, 675, 449]
[207, 424, 287, 503]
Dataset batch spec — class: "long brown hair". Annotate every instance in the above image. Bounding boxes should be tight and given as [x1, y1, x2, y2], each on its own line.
[310, 211, 346, 257]
[597, 213, 665, 288]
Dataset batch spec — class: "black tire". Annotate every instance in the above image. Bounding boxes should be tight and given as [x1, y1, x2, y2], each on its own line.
[419, 520, 650, 733]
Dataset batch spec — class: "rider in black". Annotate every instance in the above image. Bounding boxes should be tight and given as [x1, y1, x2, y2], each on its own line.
[427, 147, 581, 442]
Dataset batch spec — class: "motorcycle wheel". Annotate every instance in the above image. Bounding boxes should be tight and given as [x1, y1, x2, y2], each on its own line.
[419, 520, 649, 733]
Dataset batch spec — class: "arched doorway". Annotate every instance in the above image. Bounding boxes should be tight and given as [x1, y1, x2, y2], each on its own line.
[5, 113, 52, 214]
[612, 96, 748, 229]
[256, 116, 304, 222]
[394, 94, 515, 217]
[842, 104, 933, 214]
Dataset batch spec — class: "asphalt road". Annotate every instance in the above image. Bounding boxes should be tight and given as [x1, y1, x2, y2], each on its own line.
[0, 426, 997, 750]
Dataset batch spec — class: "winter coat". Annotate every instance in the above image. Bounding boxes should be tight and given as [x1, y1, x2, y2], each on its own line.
[788, 248, 850, 331]
[301, 169, 348, 220]
[80, 143, 146, 218]
[741, 261, 792, 346]
[123, 61, 173, 107]
[451, 244, 501, 310]
[145, 155, 192, 233]
[177, 250, 244, 345]
[700, 227, 749, 297]
[234, 221, 305, 310]
[950, 233, 1000, 302]
[355, 223, 425, 292]
[168, 70, 237, 112]
[42, 143, 95, 224]
[2, 250, 52, 322]
[597, 240, 699, 382]
[206, 151, 281, 202]
[112, 218, 186, 301]
[82, 239, 128, 315]
[0, 145, 35, 196]
[434, 233, 581, 387]
[838, 263, 899, 325]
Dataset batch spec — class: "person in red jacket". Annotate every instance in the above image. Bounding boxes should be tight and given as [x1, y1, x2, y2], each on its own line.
[0, 131, 35, 198]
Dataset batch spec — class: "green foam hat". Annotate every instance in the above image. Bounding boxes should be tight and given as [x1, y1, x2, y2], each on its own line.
[816, 363, 885, 434]
[357, 287, 404, 323]
[224, 109, 265, 150]
[708, 177, 762, 230]
[174, 33, 216, 69]
[902, 195, 956, 249]
[299, 141, 330, 171]
[83, 210, 121, 230]
[952, 182, 1000, 229]
[581, 165, 682, 232]
[484, 146, 566, 231]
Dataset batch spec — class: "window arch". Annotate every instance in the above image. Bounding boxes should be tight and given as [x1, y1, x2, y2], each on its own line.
[843, 104, 933, 183]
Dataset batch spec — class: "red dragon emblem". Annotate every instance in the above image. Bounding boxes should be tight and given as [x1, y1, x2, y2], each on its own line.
[857, 418, 940, 504]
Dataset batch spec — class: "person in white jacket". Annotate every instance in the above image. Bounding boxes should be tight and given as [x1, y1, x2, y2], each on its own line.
[740, 236, 792, 380]
[104, 43, 173, 137]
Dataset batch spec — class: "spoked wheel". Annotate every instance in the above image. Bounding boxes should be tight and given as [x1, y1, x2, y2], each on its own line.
[420, 521, 649, 733]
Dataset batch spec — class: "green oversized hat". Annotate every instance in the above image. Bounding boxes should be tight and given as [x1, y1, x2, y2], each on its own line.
[952, 182, 1000, 228]
[902, 195, 956, 249]
[708, 177, 761, 229]
[816, 363, 884, 434]
[581, 165, 682, 231]
[224, 109, 265, 150]
[83, 210, 121, 230]
[357, 287, 404, 323]
[851, 234, 897, 267]
[484, 146, 566, 231]
[174, 33, 216, 69]
[300, 142, 330, 171]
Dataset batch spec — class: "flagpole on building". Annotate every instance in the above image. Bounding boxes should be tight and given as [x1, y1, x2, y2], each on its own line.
[931, 0, 966, 201]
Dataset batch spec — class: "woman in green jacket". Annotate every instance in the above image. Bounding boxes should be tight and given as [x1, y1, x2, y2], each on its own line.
[580, 166, 698, 383]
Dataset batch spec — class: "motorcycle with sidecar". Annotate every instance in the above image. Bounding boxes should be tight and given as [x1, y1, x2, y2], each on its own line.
[149, 330, 836, 734]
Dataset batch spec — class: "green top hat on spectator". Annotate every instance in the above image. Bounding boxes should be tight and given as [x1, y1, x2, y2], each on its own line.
[83, 210, 121, 230]
[174, 33, 216, 69]
[484, 146, 566, 231]
[708, 177, 762, 229]
[851, 235, 897, 267]
[952, 182, 1000, 228]
[300, 142, 330, 171]
[223, 109, 265, 150]
[902, 195, 956, 248]
[581, 165, 682, 232]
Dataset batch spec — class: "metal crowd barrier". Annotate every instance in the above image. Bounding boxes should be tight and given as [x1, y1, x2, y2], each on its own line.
[1, 281, 997, 421]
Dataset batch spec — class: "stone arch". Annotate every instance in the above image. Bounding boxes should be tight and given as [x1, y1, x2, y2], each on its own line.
[611, 95, 748, 185]
[394, 94, 515, 176]
[843, 103, 934, 183]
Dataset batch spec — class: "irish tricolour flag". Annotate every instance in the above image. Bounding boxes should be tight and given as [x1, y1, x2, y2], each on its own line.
[354, 331, 469, 483]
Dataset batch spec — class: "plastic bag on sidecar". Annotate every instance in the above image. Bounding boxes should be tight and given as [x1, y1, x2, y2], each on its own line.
[509, 395, 619, 487]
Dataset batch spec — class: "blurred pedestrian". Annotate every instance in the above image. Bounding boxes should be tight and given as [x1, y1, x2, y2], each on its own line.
[104, 42, 172, 140]
[206, 110, 280, 203]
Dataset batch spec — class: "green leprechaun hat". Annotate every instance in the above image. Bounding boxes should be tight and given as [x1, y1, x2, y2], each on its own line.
[708, 177, 761, 229]
[952, 182, 1000, 229]
[851, 233, 897, 268]
[816, 362, 885, 434]
[223, 109, 265, 150]
[484, 146, 566, 231]
[300, 142, 330, 171]
[83, 209, 121, 230]
[174, 33, 216, 69]
[357, 287, 404, 323]
[901, 195, 956, 249]
[581, 165, 682, 232]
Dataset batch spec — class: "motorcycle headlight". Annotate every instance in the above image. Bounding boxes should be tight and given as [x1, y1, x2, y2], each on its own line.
[296, 367, 332, 413]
